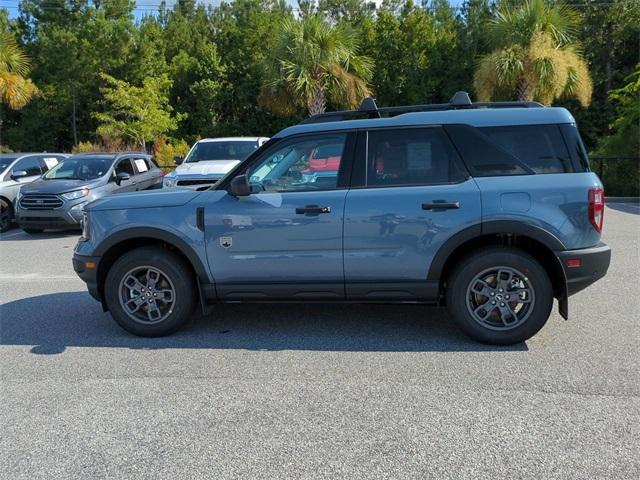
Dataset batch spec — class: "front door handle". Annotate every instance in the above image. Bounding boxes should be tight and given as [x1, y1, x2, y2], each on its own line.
[295, 205, 331, 215]
[422, 201, 460, 210]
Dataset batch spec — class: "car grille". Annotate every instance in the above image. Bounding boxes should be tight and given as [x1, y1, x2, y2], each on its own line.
[177, 179, 218, 186]
[19, 193, 63, 210]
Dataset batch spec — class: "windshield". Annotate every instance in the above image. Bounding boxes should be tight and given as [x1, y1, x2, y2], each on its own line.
[185, 141, 258, 163]
[43, 156, 114, 181]
[0, 157, 17, 175]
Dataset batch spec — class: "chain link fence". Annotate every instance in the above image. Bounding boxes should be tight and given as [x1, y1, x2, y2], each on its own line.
[590, 157, 640, 197]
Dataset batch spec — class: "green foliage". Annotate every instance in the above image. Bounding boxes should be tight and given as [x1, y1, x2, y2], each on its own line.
[93, 73, 183, 149]
[474, 0, 592, 106]
[0, 28, 39, 109]
[0, 0, 635, 199]
[152, 137, 191, 170]
[260, 13, 373, 116]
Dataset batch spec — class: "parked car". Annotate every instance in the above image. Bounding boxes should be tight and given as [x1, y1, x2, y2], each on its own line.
[73, 92, 611, 345]
[17, 152, 162, 233]
[163, 137, 269, 191]
[0, 153, 68, 232]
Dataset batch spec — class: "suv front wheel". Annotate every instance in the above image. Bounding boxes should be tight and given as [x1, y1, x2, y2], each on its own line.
[104, 247, 197, 336]
[446, 247, 554, 345]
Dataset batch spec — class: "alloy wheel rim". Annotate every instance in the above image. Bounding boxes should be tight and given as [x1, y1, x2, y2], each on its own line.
[465, 266, 535, 331]
[118, 266, 176, 325]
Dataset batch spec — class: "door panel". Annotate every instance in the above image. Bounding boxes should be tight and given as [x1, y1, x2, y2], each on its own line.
[206, 190, 347, 299]
[205, 132, 353, 300]
[344, 181, 481, 298]
[343, 127, 481, 300]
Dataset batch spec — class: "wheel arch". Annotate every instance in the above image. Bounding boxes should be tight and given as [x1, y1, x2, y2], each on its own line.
[429, 222, 567, 307]
[94, 227, 209, 300]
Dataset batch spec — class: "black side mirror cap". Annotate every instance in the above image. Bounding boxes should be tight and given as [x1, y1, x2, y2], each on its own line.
[229, 175, 251, 197]
[173, 156, 184, 165]
[115, 172, 130, 185]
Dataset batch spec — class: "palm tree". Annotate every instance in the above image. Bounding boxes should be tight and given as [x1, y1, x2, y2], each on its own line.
[260, 15, 373, 117]
[0, 30, 39, 110]
[474, 0, 592, 106]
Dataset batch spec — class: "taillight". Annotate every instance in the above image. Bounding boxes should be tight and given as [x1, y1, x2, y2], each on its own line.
[588, 188, 604, 233]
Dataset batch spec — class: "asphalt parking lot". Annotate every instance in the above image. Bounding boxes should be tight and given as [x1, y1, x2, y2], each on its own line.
[0, 203, 638, 479]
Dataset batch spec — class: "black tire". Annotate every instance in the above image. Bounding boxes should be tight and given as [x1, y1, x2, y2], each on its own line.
[104, 246, 197, 336]
[446, 247, 553, 345]
[23, 228, 44, 234]
[0, 198, 13, 233]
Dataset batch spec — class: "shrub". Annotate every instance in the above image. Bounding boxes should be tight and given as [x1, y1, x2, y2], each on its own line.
[153, 137, 190, 170]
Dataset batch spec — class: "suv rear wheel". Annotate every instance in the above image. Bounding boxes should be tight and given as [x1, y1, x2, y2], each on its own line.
[446, 247, 553, 345]
[104, 247, 197, 336]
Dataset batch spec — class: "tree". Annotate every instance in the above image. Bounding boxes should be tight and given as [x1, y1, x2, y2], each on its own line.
[474, 0, 592, 106]
[0, 29, 38, 109]
[260, 14, 373, 116]
[596, 65, 640, 158]
[93, 73, 183, 150]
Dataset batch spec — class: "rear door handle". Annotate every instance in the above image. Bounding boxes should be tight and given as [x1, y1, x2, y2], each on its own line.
[422, 201, 460, 210]
[295, 205, 331, 215]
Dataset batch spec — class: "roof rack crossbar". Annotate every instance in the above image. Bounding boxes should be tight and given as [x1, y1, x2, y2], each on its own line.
[298, 91, 543, 125]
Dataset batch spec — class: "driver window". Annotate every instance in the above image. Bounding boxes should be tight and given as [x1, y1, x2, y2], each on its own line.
[247, 134, 346, 192]
[115, 158, 135, 176]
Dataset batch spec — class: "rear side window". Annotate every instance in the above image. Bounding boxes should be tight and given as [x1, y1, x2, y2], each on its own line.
[366, 127, 467, 187]
[446, 124, 573, 176]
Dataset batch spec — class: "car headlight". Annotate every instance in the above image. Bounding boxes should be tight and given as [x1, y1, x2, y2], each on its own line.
[61, 188, 90, 201]
[163, 176, 178, 188]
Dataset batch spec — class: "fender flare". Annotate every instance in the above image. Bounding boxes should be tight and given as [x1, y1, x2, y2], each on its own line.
[94, 226, 209, 280]
[427, 220, 566, 282]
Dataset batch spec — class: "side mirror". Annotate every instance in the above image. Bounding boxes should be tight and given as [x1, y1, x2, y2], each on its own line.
[229, 175, 251, 197]
[115, 172, 130, 185]
[11, 170, 28, 180]
[173, 156, 184, 166]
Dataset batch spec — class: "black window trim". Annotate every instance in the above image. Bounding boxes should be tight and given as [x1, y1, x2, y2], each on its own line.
[350, 124, 472, 190]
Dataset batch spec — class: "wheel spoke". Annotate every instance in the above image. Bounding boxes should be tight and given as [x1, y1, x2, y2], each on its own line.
[497, 303, 518, 326]
[124, 296, 145, 314]
[473, 303, 493, 321]
[470, 279, 494, 299]
[156, 289, 174, 303]
[497, 269, 514, 290]
[146, 269, 160, 289]
[146, 301, 162, 321]
[124, 274, 145, 294]
[507, 288, 532, 303]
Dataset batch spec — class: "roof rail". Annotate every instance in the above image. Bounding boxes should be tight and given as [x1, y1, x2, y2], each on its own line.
[298, 91, 543, 125]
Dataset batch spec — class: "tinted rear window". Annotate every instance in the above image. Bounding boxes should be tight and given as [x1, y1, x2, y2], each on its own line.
[446, 124, 574, 176]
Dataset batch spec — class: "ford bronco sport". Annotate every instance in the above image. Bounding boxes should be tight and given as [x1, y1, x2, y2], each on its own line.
[73, 92, 611, 345]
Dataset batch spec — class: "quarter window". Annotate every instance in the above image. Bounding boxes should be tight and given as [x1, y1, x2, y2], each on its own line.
[446, 124, 574, 176]
[366, 127, 467, 187]
[247, 134, 346, 192]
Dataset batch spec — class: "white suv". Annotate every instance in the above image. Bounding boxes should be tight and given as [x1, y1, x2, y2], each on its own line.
[164, 137, 269, 191]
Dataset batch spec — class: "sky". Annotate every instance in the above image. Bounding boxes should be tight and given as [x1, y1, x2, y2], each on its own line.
[1, 0, 467, 19]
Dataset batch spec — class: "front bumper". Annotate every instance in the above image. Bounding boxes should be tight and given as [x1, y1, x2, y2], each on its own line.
[556, 242, 611, 296]
[72, 252, 102, 303]
[17, 203, 85, 230]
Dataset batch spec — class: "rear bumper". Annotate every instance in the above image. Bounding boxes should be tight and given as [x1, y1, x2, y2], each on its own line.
[556, 242, 611, 296]
[72, 253, 102, 302]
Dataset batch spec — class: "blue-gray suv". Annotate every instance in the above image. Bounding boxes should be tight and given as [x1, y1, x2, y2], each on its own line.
[73, 92, 611, 345]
